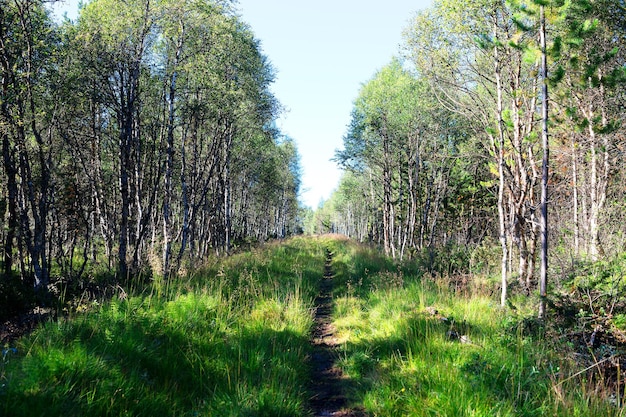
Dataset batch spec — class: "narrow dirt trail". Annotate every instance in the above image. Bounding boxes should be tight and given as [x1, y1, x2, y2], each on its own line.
[308, 249, 365, 417]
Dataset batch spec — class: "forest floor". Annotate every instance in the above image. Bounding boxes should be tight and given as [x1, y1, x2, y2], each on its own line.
[309, 248, 366, 417]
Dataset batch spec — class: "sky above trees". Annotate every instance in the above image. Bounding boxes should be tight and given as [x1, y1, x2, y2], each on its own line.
[51, 0, 433, 207]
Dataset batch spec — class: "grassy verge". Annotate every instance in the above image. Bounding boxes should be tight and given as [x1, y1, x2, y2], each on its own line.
[1, 236, 327, 417]
[328, 239, 624, 416]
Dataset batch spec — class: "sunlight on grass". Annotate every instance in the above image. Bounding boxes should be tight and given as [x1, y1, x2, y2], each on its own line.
[329, 240, 624, 417]
[1, 236, 325, 417]
[2, 236, 624, 416]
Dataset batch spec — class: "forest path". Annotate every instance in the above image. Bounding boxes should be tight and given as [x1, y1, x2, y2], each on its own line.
[308, 249, 365, 417]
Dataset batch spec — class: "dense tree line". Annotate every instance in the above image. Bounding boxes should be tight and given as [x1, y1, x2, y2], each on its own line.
[0, 0, 301, 310]
[322, 0, 625, 308]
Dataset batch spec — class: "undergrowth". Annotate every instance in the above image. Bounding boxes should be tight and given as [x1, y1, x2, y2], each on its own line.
[1, 236, 327, 417]
[328, 239, 626, 416]
[2, 236, 626, 416]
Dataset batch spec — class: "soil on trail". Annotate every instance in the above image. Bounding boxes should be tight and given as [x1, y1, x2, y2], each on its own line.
[309, 249, 366, 417]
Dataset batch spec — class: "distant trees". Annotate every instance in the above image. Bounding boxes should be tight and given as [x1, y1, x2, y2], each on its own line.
[333, 60, 495, 261]
[553, 0, 626, 261]
[329, 0, 625, 311]
[0, 0, 301, 308]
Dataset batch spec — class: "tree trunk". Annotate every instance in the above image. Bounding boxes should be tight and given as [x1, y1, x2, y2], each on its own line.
[586, 104, 601, 260]
[572, 137, 580, 256]
[538, 4, 549, 319]
[493, 17, 509, 307]
[163, 24, 184, 277]
[382, 133, 394, 258]
[119, 110, 131, 280]
[1, 132, 18, 277]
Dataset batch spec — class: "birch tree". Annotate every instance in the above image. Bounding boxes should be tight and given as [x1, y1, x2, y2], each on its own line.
[404, 0, 546, 304]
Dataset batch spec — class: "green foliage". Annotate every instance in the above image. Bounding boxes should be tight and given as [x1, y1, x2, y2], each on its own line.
[332, 55, 483, 254]
[558, 254, 626, 328]
[0, 0, 302, 305]
[414, 244, 472, 276]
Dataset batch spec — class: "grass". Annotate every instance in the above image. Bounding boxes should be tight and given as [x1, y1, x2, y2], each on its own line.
[2, 236, 625, 416]
[328, 240, 626, 416]
[1, 236, 327, 417]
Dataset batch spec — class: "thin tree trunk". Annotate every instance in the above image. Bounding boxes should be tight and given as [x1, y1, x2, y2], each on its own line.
[572, 137, 580, 255]
[1, 132, 18, 277]
[177, 127, 190, 267]
[163, 23, 184, 277]
[493, 16, 509, 307]
[587, 104, 600, 260]
[538, 4, 549, 319]
[382, 133, 393, 257]
[119, 109, 131, 280]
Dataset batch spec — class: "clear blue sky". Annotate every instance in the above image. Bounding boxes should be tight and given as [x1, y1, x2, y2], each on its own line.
[51, 0, 433, 208]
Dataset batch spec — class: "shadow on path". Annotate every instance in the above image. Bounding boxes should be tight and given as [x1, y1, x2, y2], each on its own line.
[309, 249, 366, 417]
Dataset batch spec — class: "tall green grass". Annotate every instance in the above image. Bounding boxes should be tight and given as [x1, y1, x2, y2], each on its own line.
[328, 239, 625, 417]
[1, 236, 327, 417]
[2, 236, 624, 416]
